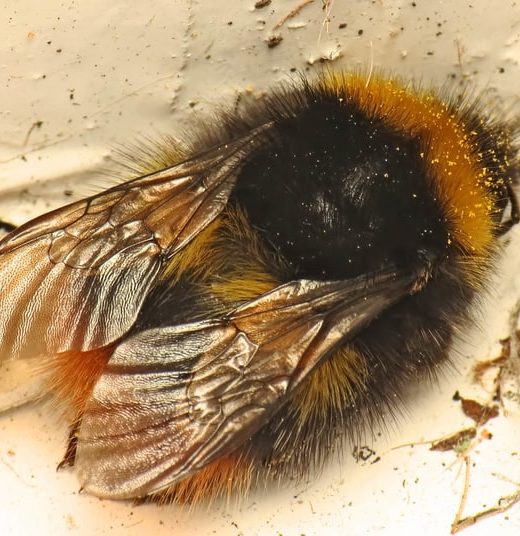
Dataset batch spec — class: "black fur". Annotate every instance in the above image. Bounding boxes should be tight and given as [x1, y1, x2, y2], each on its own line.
[231, 85, 449, 280]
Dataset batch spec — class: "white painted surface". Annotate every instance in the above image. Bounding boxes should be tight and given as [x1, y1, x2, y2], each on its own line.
[1, 1, 520, 534]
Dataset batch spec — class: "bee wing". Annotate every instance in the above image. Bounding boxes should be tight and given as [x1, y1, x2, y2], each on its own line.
[76, 268, 419, 499]
[0, 131, 262, 362]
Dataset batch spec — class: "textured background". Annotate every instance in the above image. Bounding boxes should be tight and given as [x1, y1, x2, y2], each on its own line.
[1, 1, 520, 534]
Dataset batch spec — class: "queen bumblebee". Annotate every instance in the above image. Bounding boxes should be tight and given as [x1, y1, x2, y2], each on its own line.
[0, 72, 518, 503]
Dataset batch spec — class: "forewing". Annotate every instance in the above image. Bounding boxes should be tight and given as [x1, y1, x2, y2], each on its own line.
[76, 268, 418, 499]
[0, 132, 262, 362]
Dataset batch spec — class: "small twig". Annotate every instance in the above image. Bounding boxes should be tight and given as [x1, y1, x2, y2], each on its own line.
[451, 455, 471, 533]
[273, 0, 314, 30]
[318, 0, 334, 42]
[1, 457, 37, 488]
[391, 427, 476, 453]
[491, 473, 520, 487]
[22, 120, 44, 147]
[454, 39, 465, 77]
[451, 487, 520, 533]
[0, 135, 74, 164]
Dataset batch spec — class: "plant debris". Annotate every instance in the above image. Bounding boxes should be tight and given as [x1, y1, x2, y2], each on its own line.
[254, 0, 271, 8]
[265, 34, 283, 48]
[451, 457, 520, 534]
[352, 445, 381, 465]
[472, 339, 509, 387]
[430, 428, 476, 453]
[459, 397, 499, 425]
[273, 0, 313, 31]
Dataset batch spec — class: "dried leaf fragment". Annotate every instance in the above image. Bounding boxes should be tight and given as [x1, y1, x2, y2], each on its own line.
[460, 398, 499, 425]
[430, 428, 477, 452]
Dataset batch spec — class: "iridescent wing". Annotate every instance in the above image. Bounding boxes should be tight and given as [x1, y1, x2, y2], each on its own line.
[0, 131, 263, 362]
[76, 268, 419, 499]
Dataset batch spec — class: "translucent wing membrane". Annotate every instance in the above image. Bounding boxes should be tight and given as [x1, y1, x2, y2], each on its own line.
[0, 133, 262, 361]
[76, 269, 418, 498]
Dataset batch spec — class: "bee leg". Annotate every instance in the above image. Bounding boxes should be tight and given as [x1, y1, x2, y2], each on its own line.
[0, 220, 16, 234]
[57, 420, 80, 471]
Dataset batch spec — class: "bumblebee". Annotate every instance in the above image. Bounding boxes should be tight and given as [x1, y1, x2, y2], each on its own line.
[0, 72, 518, 503]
